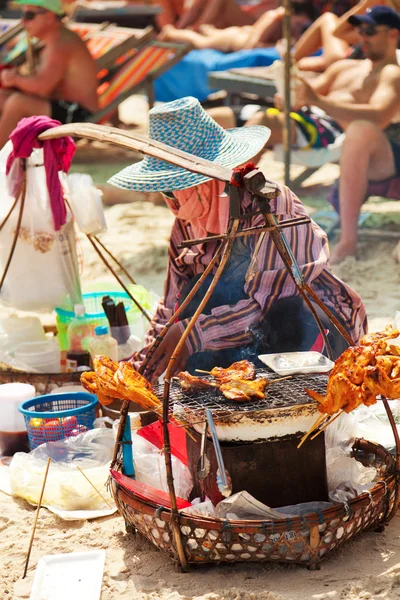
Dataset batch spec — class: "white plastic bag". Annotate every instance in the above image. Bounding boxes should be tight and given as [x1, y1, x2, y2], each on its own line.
[66, 173, 107, 235]
[326, 447, 377, 492]
[132, 434, 193, 500]
[9, 429, 115, 511]
[0, 145, 82, 312]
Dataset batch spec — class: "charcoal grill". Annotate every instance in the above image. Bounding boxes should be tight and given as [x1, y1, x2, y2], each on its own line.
[154, 371, 328, 442]
[154, 370, 330, 507]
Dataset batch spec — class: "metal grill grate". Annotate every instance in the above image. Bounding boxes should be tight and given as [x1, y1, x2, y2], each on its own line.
[153, 370, 328, 424]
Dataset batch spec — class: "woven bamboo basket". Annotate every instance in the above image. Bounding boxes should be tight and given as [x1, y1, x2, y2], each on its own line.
[111, 438, 399, 569]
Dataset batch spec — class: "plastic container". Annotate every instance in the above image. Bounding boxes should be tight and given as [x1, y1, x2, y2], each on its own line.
[0, 382, 35, 455]
[19, 391, 98, 449]
[66, 304, 93, 372]
[55, 286, 153, 351]
[14, 340, 61, 373]
[30, 550, 106, 600]
[89, 325, 118, 362]
[0, 315, 45, 351]
[56, 292, 133, 352]
[258, 351, 334, 376]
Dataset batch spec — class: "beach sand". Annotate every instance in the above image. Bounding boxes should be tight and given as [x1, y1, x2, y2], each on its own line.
[2, 95, 400, 599]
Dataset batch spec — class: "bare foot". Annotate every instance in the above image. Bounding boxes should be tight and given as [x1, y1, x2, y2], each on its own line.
[330, 241, 357, 265]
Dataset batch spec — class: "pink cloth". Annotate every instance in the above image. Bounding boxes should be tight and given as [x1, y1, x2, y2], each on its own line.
[165, 180, 229, 239]
[6, 116, 76, 231]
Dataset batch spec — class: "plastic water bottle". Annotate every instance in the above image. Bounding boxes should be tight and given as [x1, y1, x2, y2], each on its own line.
[89, 325, 118, 362]
[66, 304, 93, 372]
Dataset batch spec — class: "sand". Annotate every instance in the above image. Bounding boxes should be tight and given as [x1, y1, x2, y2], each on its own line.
[2, 95, 400, 599]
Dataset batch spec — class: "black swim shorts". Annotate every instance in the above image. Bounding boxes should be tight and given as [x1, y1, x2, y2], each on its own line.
[50, 99, 93, 125]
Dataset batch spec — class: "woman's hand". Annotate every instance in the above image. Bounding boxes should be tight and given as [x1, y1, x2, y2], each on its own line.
[143, 323, 191, 379]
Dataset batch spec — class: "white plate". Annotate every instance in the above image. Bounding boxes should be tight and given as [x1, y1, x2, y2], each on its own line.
[30, 550, 106, 600]
[258, 351, 334, 376]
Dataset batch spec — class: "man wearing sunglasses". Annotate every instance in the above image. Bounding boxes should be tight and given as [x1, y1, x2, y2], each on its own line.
[245, 5, 400, 263]
[0, 0, 98, 148]
[292, 5, 400, 263]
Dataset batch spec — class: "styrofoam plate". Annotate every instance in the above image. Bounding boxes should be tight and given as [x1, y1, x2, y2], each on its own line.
[258, 351, 334, 375]
[30, 550, 106, 600]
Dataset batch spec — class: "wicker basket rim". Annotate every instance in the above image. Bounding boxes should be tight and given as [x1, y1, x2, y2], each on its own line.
[111, 437, 396, 529]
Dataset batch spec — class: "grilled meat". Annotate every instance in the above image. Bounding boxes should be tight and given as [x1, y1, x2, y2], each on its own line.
[81, 355, 160, 410]
[210, 360, 256, 383]
[305, 326, 400, 416]
[178, 371, 220, 393]
[220, 378, 269, 402]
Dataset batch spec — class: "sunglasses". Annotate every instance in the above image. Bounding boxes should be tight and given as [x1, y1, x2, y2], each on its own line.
[357, 24, 389, 37]
[22, 9, 48, 21]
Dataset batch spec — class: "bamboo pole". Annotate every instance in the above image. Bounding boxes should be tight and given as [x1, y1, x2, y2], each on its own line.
[92, 234, 138, 287]
[260, 208, 334, 359]
[160, 218, 240, 570]
[75, 464, 114, 509]
[0, 163, 27, 293]
[87, 234, 152, 323]
[282, 0, 292, 186]
[23, 457, 51, 579]
[381, 396, 400, 522]
[139, 241, 224, 374]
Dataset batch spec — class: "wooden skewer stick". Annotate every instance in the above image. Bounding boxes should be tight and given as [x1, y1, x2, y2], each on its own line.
[297, 413, 327, 449]
[23, 457, 51, 579]
[268, 375, 293, 384]
[75, 464, 114, 510]
[310, 410, 345, 440]
[195, 369, 213, 375]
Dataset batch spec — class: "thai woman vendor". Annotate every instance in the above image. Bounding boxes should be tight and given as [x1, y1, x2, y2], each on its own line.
[109, 97, 367, 378]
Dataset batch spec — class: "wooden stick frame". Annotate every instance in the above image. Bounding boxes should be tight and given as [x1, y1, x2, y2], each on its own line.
[37, 123, 400, 570]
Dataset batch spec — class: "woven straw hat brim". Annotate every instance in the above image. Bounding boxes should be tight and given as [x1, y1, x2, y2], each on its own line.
[108, 125, 270, 192]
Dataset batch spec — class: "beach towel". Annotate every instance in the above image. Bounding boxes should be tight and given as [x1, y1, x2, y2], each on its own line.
[6, 116, 75, 231]
[154, 47, 281, 102]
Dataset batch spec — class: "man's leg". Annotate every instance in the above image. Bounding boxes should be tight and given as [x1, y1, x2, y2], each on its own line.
[0, 92, 50, 149]
[207, 106, 236, 129]
[331, 120, 396, 265]
[0, 89, 14, 113]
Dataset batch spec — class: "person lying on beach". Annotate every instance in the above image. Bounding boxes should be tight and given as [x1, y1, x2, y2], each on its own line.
[293, 0, 400, 72]
[210, 6, 400, 264]
[156, 0, 279, 31]
[158, 4, 315, 51]
[0, 0, 98, 149]
[108, 97, 367, 378]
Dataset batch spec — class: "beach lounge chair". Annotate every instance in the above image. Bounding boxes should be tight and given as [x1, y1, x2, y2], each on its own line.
[93, 39, 190, 122]
[0, 19, 153, 68]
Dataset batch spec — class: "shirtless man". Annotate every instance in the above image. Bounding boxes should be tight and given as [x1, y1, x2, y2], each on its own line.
[0, 0, 98, 148]
[245, 6, 400, 264]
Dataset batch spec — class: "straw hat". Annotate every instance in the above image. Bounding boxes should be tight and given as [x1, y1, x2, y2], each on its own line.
[108, 97, 271, 193]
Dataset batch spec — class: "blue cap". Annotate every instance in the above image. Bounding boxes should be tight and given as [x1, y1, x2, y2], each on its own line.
[349, 6, 400, 30]
[95, 325, 108, 336]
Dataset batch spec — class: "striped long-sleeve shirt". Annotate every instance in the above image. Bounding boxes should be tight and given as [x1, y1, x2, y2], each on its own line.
[136, 183, 367, 361]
